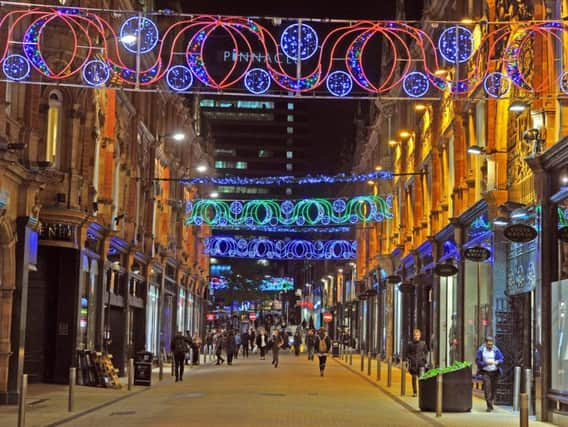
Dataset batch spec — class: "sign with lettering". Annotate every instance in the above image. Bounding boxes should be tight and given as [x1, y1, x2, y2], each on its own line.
[434, 261, 458, 277]
[249, 312, 257, 321]
[504, 224, 538, 243]
[39, 223, 75, 242]
[463, 246, 491, 262]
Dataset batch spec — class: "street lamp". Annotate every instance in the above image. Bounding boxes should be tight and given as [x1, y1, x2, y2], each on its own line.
[196, 164, 208, 173]
[467, 145, 507, 155]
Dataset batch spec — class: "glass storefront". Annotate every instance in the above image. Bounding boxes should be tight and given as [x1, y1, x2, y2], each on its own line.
[177, 289, 186, 333]
[78, 255, 99, 350]
[439, 275, 458, 367]
[146, 284, 159, 354]
[187, 292, 194, 334]
[393, 283, 402, 358]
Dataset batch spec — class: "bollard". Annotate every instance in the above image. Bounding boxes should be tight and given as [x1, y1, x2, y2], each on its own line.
[520, 393, 529, 427]
[401, 361, 406, 396]
[17, 374, 27, 427]
[128, 358, 134, 391]
[525, 368, 533, 416]
[419, 367, 425, 397]
[203, 346, 207, 365]
[68, 368, 76, 412]
[159, 358, 164, 381]
[367, 353, 372, 376]
[436, 374, 443, 417]
[513, 366, 521, 411]
[387, 359, 392, 387]
[376, 357, 381, 381]
[171, 357, 175, 376]
[349, 348, 353, 365]
[360, 351, 365, 372]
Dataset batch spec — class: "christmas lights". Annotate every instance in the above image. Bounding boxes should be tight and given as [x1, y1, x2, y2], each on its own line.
[181, 170, 393, 186]
[185, 195, 393, 227]
[212, 225, 352, 233]
[204, 236, 357, 260]
[0, 5, 566, 98]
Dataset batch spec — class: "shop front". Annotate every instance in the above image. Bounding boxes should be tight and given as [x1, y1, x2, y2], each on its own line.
[146, 264, 162, 357]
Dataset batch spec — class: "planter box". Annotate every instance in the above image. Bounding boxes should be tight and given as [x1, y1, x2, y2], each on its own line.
[419, 365, 472, 412]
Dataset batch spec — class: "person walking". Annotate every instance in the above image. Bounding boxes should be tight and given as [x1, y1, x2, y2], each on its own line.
[406, 328, 429, 397]
[256, 329, 268, 360]
[206, 332, 214, 361]
[241, 330, 249, 358]
[215, 332, 225, 365]
[170, 330, 191, 382]
[234, 332, 241, 359]
[293, 330, 302, 356]
[271, 329, 284, 368]
[249, 328, 256, 353]
[315, 327, 332, 377]
[476, 336, 505, 412]
[191, 332, 201, 366]
[306, 329, 316, 361]
[225, 330, 236, 365]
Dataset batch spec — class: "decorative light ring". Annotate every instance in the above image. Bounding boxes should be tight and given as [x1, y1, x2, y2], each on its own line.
[280, 23, 319, 61]
[244, 67, 271, 94]
[438, 25, 474, 63]
[166, 64, 193, 92]
[2, 54, 31, 81]
[326, 70, 353, 97]
[267, 67, 322, 92]
[120, 16, 160, 54]
[402, 71, 430, 97]
[560, 71, 568, 95]
[204, 236, 357, 260]
[212, 225, 352, 233]
[82, 59, 110, 87]
[484, 72, 510, 98]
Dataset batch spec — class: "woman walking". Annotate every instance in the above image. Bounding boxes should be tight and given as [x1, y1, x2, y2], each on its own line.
[406, 328, 429, 397]
[271, 329, 284, 368]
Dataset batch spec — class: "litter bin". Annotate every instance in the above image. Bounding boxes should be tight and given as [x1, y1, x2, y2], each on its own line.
[134, 351, 153, 386]
[332, 341, 340, 357]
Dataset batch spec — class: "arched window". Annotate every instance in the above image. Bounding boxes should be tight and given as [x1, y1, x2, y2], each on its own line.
[46, 90, 62, 167]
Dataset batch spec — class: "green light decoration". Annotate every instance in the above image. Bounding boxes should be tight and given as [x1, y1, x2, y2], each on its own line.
[185, 195, 393, 227]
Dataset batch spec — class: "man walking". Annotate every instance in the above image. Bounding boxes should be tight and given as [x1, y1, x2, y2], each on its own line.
[406, 328, 429, 397]
[241, 330, 249, 358]
[315, 327, 332, 377]
[271, 329, 284, 368]
[476, 336, 504, 412]
[306, 329, 316, 361]
[256, 329, 268, 360]
[170, 330, 191, 382]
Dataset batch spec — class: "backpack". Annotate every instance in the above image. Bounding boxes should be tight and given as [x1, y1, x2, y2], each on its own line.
[318, 337, 328, 353]
[174, 336, 188, 353]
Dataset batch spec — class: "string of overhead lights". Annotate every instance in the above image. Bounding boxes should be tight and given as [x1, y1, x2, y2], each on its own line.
[0, 4, 565, 98]
[211, 224, 352, 233]
[204, 236, 357, 260]
[185, 195, 393, 227]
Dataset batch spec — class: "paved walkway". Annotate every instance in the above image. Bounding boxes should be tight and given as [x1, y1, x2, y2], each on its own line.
[0, 350, 555, 427]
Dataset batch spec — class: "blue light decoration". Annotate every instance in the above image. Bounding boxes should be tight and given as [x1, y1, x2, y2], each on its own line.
[185, 195, 393, 227]
[210, 276, 228, 290]
[210, 264, 232, 275]
[326, 71, 353, 97]
[120, 16, 160, 54]
[260, 277, 294, 291]
[244, 67, 271, 94]
[468, 213, 491, 240]
[280, 23, 319, 61]
[437, 25, 474, 63]
[484, 72, 510, 98]
[182, 170, 393, 186]
[82, 60, 110, 87]
[211, 225, 352, 234]
[166, 65, 193, 92]
[2, 54, 31, 81]
[204, 236, 357, 260]
[402, 71, 430, 98]
[346, 30, 374, 91]
[560, 72, 568, 95]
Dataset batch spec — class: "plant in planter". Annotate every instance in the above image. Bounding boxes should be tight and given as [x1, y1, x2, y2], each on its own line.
[418, 361, 473, 412]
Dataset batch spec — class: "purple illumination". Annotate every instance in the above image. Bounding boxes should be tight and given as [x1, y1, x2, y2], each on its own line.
[402, 71, 430, 98]
[166, 65, 193, 92]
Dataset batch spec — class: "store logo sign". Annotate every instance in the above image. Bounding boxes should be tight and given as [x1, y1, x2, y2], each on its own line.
[504, 224, 537, 243]
[463, 246, 491, 262]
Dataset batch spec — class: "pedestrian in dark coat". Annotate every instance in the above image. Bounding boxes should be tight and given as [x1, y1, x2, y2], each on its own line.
[215, 332, 225, 365]
[314, 327, 332, 377]
[306, 329, 316, 361]
[241, 331, 250, 358]
[406, 328, 429, 396]
[293, 330, 302, 356]
[170, 330, 191, 381]
[225, 330, 236, 365]
[271, 330, 284, 368]
[256, 329, 268, 360]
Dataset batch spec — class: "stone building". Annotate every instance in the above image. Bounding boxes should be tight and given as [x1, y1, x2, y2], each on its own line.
[0, 0, 211, 404]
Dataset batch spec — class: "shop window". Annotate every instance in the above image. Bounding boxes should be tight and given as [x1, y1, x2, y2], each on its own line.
[286, 151, 293, 159]
[287, 126, 294, 135]
[235, 161, 248, 169]
[286, 163, 293, 171]
[46, 90, 62, 167]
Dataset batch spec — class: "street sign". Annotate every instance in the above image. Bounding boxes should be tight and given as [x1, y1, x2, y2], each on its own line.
[386, 274, 402, 283]
[434, 261, 458, 277]
[463, 246, 491, 262]
[248, 312, 257, 321]
[323, 312, 333, 323]
[206, 313, 215, 321]
[504, 224, 537, 243]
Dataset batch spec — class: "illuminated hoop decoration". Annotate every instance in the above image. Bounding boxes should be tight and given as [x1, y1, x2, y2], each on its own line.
[211, 225, 352, 234]
[181, 170, 393, 186]
[82, 60, 110, 87]
[166, 65, 194, 92]
[2, 54, 31, 81]
[402, 71, 430, 98]
[326, 71, 353, 97]
[204, 236, 357, 260]
[185, 195, 393, 227]
[244, 68, 271, 94]
[0, 5, 564, 98]
[280, 23, 319, 61]
[484, 72, 510, 98]
[560, 72, 568, 95]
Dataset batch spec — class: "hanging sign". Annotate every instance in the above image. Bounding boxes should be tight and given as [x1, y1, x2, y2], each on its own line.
[323, 312, 333, 323]
[558, 226, 568, 242]
[504, 224, 537, 243]
[463, 246, 491, 262]
[386, 274, 402, 283]
[206, 313, 215, 321]
[248, 312, 257, 321]
[434, 261, 458, 277]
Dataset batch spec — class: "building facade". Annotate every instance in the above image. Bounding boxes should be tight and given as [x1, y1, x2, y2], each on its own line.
[0, 0, 210, 404]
